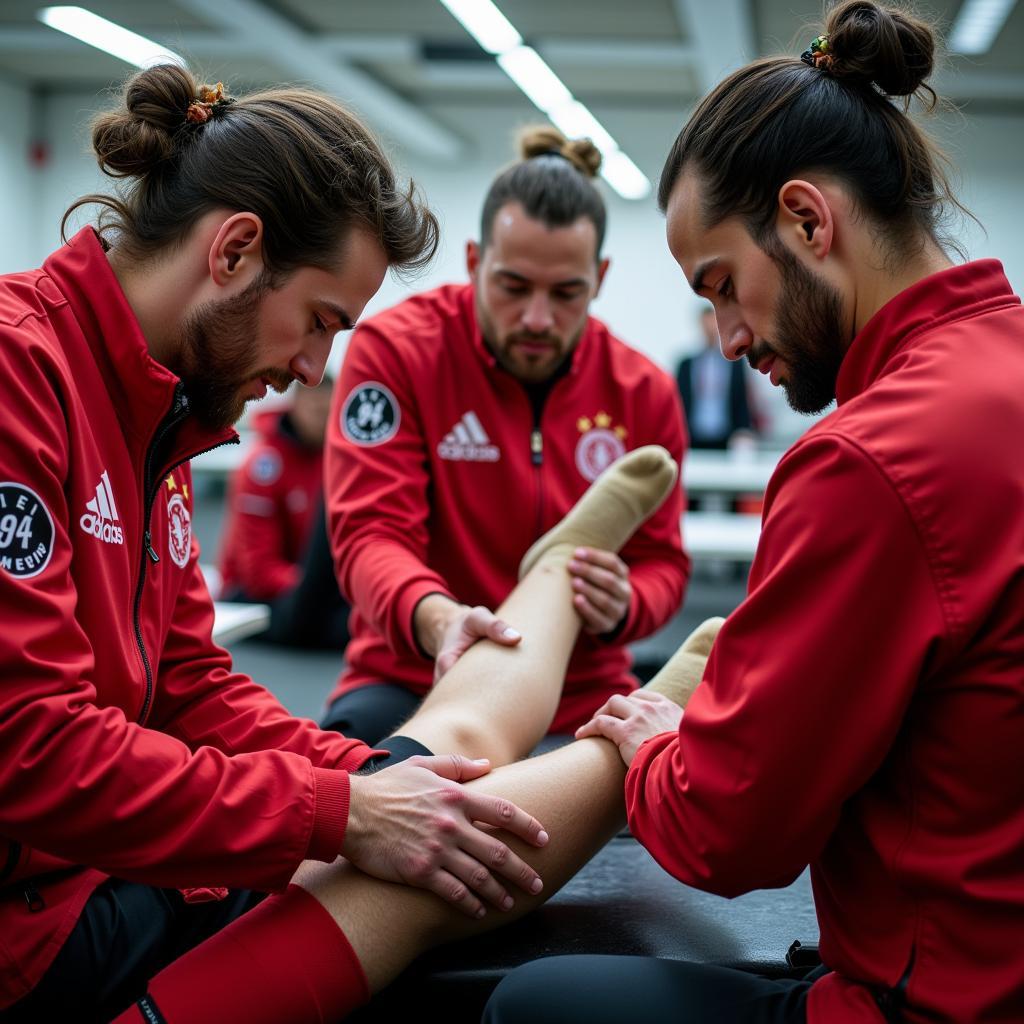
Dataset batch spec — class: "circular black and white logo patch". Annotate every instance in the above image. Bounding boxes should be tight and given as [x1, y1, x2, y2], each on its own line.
[0, 482, 55, 579]
[341, 382, 400, 446]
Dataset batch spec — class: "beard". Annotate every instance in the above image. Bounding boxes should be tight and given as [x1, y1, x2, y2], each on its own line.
[175, 272, 294, 431]
[476, 300, 581, 383]
[752, 235, 847, 415]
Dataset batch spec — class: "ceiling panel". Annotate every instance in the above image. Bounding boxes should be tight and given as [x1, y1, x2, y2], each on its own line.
[0, 0, 1019, 140]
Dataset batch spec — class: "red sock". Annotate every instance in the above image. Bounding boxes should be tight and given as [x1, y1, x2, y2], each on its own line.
[112, 884, 369, 1024]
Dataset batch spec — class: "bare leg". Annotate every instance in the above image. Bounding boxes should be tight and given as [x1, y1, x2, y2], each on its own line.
[120, 613, 719, 1024]
[296, 736, 627, 992]
[398, 446, 678, 766]
[295, 616, 721, 994]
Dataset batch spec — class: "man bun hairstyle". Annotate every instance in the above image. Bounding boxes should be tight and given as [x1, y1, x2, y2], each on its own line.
[518, 125, 603, 179]
[819, 1, 935, 98]
[659, 0, 972, 260]
[66, 63, 439, 278]
[480, 125, 607, 257]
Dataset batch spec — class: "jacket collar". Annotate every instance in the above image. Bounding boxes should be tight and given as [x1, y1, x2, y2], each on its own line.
[44, 228, 236, 459]
[458, 281, 589, 379]
[836, 259, 1019, 405]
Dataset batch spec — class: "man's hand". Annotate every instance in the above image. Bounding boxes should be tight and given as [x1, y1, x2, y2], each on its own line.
[416, 595, 522, 683]
[574, 690, 683, 766]
[567, 547, 632, 635]
[341, 754, 548, 918]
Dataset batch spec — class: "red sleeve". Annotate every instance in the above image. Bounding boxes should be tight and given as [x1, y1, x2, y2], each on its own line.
[0, 347, 360, 893]
[151, 522, 378, 857]
[625, 434, 946, 896]
[220, 442, 298, 600]
[612, 377, 691, 643]
[326, 323, 455, 659]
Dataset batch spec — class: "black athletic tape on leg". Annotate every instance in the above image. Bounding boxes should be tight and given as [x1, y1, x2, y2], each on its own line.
[354, 735, 434, 775]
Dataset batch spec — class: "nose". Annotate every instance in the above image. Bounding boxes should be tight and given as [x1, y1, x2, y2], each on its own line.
[290, 339, 331, 387]
[521, 291, 554, 335]
[716, 311, 753, 362]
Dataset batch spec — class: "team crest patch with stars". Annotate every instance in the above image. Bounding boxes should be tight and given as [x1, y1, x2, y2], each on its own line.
[341, 382, 400, 446]
[0, 482, 55, 578]
[166, 493, 191, 569]
[575, 412, 628, 482]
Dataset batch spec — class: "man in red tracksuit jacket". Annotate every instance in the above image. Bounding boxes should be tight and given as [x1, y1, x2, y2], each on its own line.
[0, 66, 552, 1024]
[218, 386, 350, 648]
[220, 406, 326, 604]
[485, 6, 1024, 1023]
[323, 129, 690, 743]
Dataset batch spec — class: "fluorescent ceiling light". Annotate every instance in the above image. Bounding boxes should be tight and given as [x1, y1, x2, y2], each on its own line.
[37, 6, 185, 68]
[437, 0, 522, 55]
[547, 99, 618, 158]
[497, 47, 572, 112]
[600, 150, 653, 202]
[948, 0, 1017, 55]
[438, 2, 651, 200]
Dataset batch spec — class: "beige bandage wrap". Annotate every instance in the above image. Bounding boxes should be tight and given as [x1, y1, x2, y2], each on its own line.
[518, 445, 679, 578]
[642, 616, 725, 709]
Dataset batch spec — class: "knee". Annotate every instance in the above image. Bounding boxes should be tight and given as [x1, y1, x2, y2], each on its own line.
[428, 712, 518, 766]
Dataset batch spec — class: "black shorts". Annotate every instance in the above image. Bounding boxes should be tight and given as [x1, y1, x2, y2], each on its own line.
[0, 735, 432, 1024]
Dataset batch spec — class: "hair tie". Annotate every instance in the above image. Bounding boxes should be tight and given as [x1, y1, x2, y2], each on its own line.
[800, 35, 834, 71]
[534, 148, 572, 164]
[186, 82, 233, 125]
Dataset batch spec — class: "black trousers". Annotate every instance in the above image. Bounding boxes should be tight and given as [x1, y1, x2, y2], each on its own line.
[0, 736, 430, 1024]
[484, 955, 816, 1024]
[321, 682, 424, 745]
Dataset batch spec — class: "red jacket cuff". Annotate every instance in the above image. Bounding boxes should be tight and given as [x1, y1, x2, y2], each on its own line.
[394, 579, 457, 658]
[307, 767, 351, 863]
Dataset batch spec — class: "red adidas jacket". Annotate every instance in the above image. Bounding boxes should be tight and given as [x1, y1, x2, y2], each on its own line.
[218, 409, 323, 601]
[326, 283, 690, 732]
[0, 229, 375, 1008]
[626, 261, 1024, 1023]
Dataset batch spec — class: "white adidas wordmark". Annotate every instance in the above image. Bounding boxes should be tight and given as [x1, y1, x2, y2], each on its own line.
[80, 470, 125, 545]
[437, 411, 501, 462]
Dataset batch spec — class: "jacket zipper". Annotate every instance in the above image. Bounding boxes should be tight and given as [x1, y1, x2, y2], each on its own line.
[22, 880, 44, 912]
[132, 387, 239, 725]
[530, 414, 544, 538]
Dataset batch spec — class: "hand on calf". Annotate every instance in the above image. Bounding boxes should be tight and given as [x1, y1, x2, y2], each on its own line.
[575, 691, 683, 766]
[566, 547, 631, 635]
[341, 754, 548, 918]
[432, 604, 522, 683]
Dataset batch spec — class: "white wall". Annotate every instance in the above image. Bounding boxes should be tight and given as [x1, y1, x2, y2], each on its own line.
[12, 88, 1024, 444]
[0, 78, 38, 275]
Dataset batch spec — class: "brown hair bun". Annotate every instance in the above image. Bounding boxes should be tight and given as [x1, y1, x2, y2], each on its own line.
[92, 64, 225, 178]
[825, 0, 935, 98]
[518, 125, 603, 178]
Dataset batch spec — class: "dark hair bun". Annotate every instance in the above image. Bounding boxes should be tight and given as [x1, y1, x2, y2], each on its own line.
[519, 125, 603, 178]
[92, 64, 200, 177]
[825, 0, 935, 97]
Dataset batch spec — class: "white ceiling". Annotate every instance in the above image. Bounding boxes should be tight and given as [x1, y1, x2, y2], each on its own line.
[1, 0, 1022, 163]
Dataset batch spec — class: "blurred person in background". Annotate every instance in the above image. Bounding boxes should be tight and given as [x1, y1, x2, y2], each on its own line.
[218, 372, 350, 648]
[676, 306, 758, 451]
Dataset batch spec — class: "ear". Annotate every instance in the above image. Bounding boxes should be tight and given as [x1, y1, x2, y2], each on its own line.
[593, 256, 611, 297]
[465, 239, 481, 280]
[208, 212, 265, 288]
[776, 180, 834, 261]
